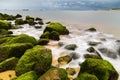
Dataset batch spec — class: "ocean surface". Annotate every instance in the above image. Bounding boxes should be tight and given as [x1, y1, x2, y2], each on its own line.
[0, 10, 120, 39]
[0, 10, 120, 79]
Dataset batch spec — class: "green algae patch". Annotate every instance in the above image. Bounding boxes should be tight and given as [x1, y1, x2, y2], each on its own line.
[38, 68, 69, 80]
[16, 71, 38, 80]
[44, 22, 69, 35]
[15, 45, 52, 76]
[0, 57, 18, 72]
[0, 20, 12, 30]
[0, 43, 33, 62]
[79, 58, 119, 80]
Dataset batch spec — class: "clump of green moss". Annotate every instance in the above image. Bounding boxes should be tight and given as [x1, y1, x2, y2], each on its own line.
[0, 20, 12, 30]
[15, 45, 52, 76]
[49, 31, 60, 40]
[0, 43, 33, 62]
[38, 68, 69, 80]
[44, 22, 69, 35]
[0, 57, 19, 72]
[66, 67, 76, 75]
[79, 58, 119, 80]
[15, 19, 25, 25]
[40, 32, 50, 39]
[16, 71, 38, 80]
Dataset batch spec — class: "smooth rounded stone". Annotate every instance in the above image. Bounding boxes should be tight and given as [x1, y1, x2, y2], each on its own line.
[35, 17, 42, 21]
[86, 27, 97, 32]
[66, 67, 76, 75]
[98, 48, 117, 59]
[58, 42, 64, 47]
[18, 26, 23, 28]
[100, 38, 106, 41]
[70, 52, 80, 60]
[38, 68, 69, 80]
[79, 58, 119, 80]
[34, 25, 42, 29]
[65, 44, 77, 50]
[84, 54, 101, 59]
[58, 55, 72, 65]
[88, 41, 101, 46]
[87, 47, 95, 53]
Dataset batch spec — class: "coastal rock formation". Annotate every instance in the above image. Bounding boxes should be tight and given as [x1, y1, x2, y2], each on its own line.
[0, 57, 18, 72]
[79, 58, 119, 80]
[38, 68, 69, 80]
[15, 46, 52, 76]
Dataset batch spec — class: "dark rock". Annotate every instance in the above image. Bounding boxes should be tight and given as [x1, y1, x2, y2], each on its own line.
[15, 14, 22, 18]
[84, 54, 101, 59]
[38, 21, 44, 25]
[79, 58, 119, 80]
[35, 17, 42, 21]
[58, 55, 72, 65]
[65, 44, 77, 50]
[34, 26, 42, 29]
[99, 48, 117, 59]
[15, 19, 25, 25]
[46, 21, 51, 24]
[58, 42, 64, 47]
[38, 39, 49, 45]
[86, 27, 97, 32]
[40, 32, 50, 39]
[15, 46, 52, 76]
[49, 31, 60, 40]
[70, 52, 80, 59]
[88, 41, 101, 46]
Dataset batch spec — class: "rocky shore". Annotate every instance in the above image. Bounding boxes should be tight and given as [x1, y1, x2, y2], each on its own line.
[0, 13, 119, 80]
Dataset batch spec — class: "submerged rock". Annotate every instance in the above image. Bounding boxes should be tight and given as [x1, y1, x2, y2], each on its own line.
[58, 42, 64, 47]
[75, 72, 98, 80]
[88, 41, 101, 46]
[58, 55, 72, 65]
[98, 48, 117, 59]
[65, 44, 77, 50]
[44, 22, 69, 35]
[0, 43, 33, 62]
[38, 68, 69, 80]
[70, 52, 80, 60]
[0, 57, 18, 72]
[15, 46, 52, 76]
[34, 25, 42, 29]
[79, 58, 119, 80]
[15, 71, 38, 80]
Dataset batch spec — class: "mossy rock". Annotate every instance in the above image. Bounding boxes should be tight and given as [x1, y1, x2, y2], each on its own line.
[0, 29, 13, 35]
[26, 16, 34, 21]
[0, 20, 12, 30]
[38, 21, 44, 25]
[15, 19, 25, 25]
[58, 55, 72, 65]
[84, 54, 101, 59]
[65, 44, 77, 50]
[35, 17, 42, 21]
[49, 31, 60, 40]
[15, 45, 52, 76]
[15, 14, 22, 18]
[0, 43, 33, 62]
[44, 22, 69, 35]
[80, 58, 119, 80]
[66, 67, 76, 75]
[40, 32, 50, 39]
[38, 68, 69, 80]
[88, 41, 101, 46]
[4, 34, 37, 45]
[38, 39, 49, 45]
[86, 27, 97, 32]
[16, 71, 38, 80]
[0, 37, 14, 45]
[0, 57, 18, 72]
[27, 19, 35, 25]
[75, 73, 98, 80]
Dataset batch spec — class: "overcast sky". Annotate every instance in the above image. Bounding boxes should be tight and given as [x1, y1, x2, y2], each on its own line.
[1, 0, 120, 10]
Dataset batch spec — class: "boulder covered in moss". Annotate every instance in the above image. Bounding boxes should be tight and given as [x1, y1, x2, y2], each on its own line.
[38, 39, 49, 45]
[0, 20, 12, 30]
[15, 14, 22, 18]
[15, 46, 52, 76]
[65, 44, 77, 50]
[44, 22, 69, 35]
[75, 72, 98, 80]
[4, 34, 37, 45]
[27, 19, 36, 25]
[0, 43, 33, 62]
[15, 19, 25, 25]
[58, 55, 72, 65]
[40, 32, 50, 39]
[49, 31, 60, 40]
[16, 71, 38, 80]
[79, 58, 119, 80]
[38, 68, 69, 80]
[0, 37, 14, 45]
[0, 57, 18, 72]
[0, 29, 13, 35]
[26, 16, 34, 21]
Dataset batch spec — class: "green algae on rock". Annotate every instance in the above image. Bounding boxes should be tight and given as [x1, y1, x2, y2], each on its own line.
[74, 72, 98, 80]
[66, 67, 76, 75]
[65, 44, 77, 50]
[79, 58, 119, 80]
[38, 68, 69, 80]
[44, 22, 69, 35]
[15, 19, 25, 25]
[0, 43, 33, 62]
[40, 31, 50, 39]
[0, 20, 12, 30]
[15, 71, 38, 80]
[38, 38, 49, 45]
[15, 45, 52, 76]
[0, 57, 19, 72]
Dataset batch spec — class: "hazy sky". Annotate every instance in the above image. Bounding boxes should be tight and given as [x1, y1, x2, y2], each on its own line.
[1, 0, 120, 10]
